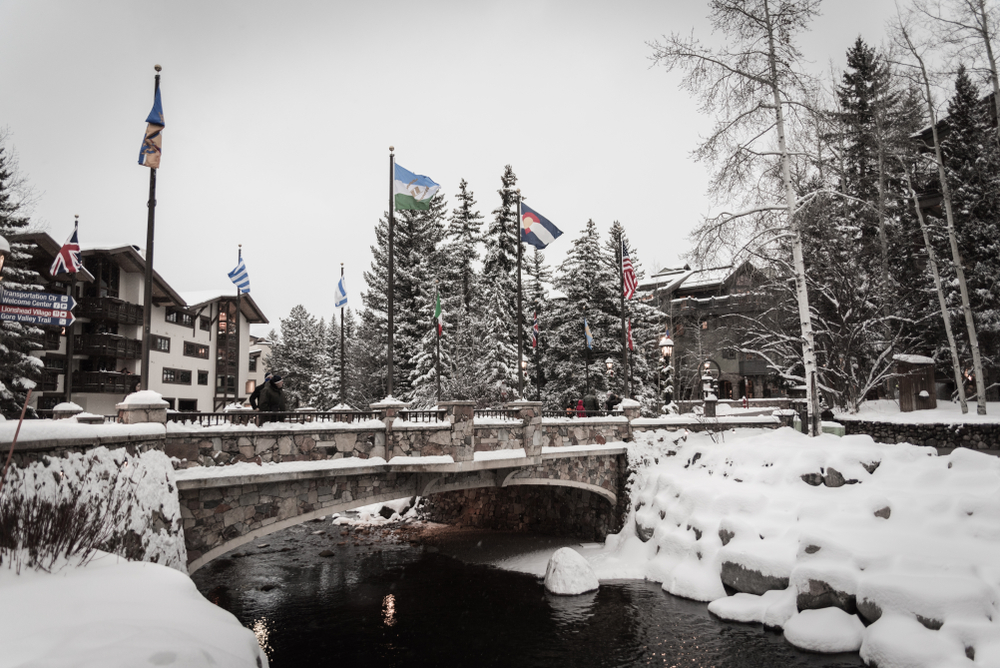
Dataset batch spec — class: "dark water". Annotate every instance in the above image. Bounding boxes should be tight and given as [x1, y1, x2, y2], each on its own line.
[193, 523, 864, 668]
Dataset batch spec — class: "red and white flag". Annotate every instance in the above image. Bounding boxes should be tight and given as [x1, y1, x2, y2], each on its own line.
[622, 238, 638, 300]
[627, 318, 635, 351]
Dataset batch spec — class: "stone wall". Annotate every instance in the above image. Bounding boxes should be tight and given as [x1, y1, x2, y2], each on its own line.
[538, 418, 631, 447]
[164, 426, 385, 467]
[842, 420, 1000, 450]
[423, 485, 618, 541]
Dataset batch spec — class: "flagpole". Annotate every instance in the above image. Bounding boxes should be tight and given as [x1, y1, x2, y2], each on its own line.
[340, 263, 346, 405]
[64, 215, 79, 403]
[387, 146, 396, 399]
[618, 233, 630, 398]
[140, 65, 161, 392]
[234, 245, 243, 408]
[435, 280, 441, 403]
[584, 321, 591, 396]
[515, 191, 524, 400]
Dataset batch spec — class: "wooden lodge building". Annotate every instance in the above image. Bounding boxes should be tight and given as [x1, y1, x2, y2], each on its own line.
[12, 232, 268, 416]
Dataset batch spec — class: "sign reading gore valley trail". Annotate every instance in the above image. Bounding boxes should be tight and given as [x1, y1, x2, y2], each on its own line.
[0, 288, 76, 326]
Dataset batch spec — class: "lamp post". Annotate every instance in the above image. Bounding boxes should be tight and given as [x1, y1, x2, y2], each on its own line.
[658, 332, 674, 405]
[605, 357, 614, 377]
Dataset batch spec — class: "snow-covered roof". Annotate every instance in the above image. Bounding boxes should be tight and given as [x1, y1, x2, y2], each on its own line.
[678, 265, 733, 291]
[893, 354, 935, 366]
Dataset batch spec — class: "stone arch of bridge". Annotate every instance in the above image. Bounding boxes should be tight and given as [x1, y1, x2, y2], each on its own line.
[186, 465, 618, 574]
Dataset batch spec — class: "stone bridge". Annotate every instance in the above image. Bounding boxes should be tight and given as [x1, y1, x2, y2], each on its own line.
[6, 397, 789, 574]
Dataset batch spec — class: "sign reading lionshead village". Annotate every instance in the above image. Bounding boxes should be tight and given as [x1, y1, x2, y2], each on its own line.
[0, 287, 76, 326]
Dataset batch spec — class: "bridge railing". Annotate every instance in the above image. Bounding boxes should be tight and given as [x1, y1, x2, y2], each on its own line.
[542, 409, 619, 418]
[398, 409, 446, 423]
[473, 408, 521, 420]
[165, 410, 378, 427]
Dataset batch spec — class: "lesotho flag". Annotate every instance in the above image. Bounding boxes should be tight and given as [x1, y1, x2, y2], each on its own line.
[394, 164, 440, 211]
[520, 203, 562, 249]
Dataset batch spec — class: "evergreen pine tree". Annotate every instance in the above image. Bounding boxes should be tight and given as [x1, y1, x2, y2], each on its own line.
[477, 166, 520, 402]
[523, 247, 553, 403]
[941, 65, 1000, 395]
[265, 305, 325, 409]
[0, 135, 44, 418]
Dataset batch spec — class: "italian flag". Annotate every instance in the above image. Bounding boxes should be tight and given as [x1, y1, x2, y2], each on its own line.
[435, 290, 443, 336]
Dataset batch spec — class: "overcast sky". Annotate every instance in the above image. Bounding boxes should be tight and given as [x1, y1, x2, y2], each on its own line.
[0, 0, 902, 335]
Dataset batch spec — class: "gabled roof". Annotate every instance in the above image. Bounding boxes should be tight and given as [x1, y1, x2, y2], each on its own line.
[81, 244, 186, 307]
[182, 290, 269, 324]
[638, 266, 693, 293]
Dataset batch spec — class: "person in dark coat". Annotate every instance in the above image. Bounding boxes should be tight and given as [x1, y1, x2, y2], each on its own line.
[259, 374, 287, 420]
[249, 372, 272, 410]
[606, 393, 622, 412]
[565, 397, 576, 418]
[583, 393, 600, 416]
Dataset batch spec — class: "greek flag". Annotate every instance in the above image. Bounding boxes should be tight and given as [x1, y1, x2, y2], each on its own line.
[335, 276, 348, 308]
[228, 258, 250, 294]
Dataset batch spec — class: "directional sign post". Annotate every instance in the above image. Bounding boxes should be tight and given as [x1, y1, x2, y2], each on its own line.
[0, 287, 77, 327]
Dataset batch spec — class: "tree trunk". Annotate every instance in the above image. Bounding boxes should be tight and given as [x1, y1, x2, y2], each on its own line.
[765, 0, 821, 436]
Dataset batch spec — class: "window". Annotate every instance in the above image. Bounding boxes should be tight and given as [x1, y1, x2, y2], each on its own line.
[246, 380, 256, 394]
[166, 308, 193, 327]
[701, 320, 709, 330]
[249, 356, 258, 372]
[200, 316, 211, 332]
[151, 335, 170, 353]
[183, 341, 209, 359]
[178, 399, 197, 411]
[723, 349, 737, 359]
[217, 374, 236, 391]
[198, 370, 209, 386]
[162, 368, 192, 384]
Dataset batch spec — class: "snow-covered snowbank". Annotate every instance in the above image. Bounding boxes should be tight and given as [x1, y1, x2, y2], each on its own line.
[496, 427, 1000, 667]
[0, 553, 268, 668]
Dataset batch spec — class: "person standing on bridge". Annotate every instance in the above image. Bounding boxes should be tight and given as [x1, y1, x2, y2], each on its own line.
[259, 374, 287, 421]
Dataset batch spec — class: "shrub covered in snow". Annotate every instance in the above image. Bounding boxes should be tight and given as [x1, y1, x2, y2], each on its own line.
[0, 447, 185, 572]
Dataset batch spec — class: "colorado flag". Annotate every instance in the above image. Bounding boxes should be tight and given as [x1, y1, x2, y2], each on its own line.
[520, 203, 562, 249]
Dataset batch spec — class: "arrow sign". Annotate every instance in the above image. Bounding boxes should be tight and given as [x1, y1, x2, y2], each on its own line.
[0, 287, 76, 311]
[0, 304, 76, 327]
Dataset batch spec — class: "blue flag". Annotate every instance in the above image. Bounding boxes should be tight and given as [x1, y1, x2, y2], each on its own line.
[335, 276, 348, 308]
[520, 203, 563, 249]
[228, 258, 250, 294]
[584, 319, 594, 349]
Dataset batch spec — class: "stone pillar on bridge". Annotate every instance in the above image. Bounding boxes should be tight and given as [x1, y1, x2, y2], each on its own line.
[117, 393, 169, 425]
[370, 397, 408, 457]
[440, 400, 476, 462]
[619, 398, 642, 442]
[507, 400, 544, 457]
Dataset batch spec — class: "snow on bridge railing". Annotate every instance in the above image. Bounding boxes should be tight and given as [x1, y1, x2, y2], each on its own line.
[164, 410, 378, 427]
[398, 409, 446, 423]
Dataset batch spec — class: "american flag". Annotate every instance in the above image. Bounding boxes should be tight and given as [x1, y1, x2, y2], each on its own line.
[531, 311, 539, 348]
[627, 318, 635, 351]
[50, 222, 82, 276]
[622, 238, 638, 300]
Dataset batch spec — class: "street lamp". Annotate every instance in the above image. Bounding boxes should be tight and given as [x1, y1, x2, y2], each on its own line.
[605, 357, 614, 376]
[658, 333, 674, 405]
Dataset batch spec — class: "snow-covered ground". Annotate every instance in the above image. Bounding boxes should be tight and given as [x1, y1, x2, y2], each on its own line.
[494, 425, 1000, 667]
[0, 553, 269, 668]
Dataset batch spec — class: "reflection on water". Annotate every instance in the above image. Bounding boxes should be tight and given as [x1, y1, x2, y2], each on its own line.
[192, 525, 863, 668]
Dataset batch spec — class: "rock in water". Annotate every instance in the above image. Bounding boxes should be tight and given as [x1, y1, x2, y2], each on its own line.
[544, 547, 599, 595]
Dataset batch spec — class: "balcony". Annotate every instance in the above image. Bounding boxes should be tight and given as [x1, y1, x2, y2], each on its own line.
[73, 333, 142, 359]
[72, 372, 139, 395]
[77, 297, 143, 325]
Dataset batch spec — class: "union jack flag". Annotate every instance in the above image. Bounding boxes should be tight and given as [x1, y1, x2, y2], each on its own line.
[531, 311, 539, 348]
[622, 238, 638, 300]
[627, 318, 635, 351]
[50, 222, 82, 276]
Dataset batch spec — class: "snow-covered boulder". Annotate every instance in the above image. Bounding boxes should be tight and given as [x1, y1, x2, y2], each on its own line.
[784, 608, 866, 653]
[544, 547, 599, 595]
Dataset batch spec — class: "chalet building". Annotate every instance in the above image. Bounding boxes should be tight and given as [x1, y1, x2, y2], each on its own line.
[12, 232, 268, 415]
[638, 262, 783, 401]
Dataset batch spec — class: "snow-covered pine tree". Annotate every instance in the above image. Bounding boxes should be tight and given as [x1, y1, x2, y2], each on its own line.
[437, 179, 486, 402]
[397, 194, 448, 404]
[547, 219, 620, 405]
[941, 65, 1000, 398]
[265, 304, 325, 409]
[0, 134, 44, 418]
[309, 317, 339, 410]
[523, 246, 553, 404]
[477, 166, 520, 403]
